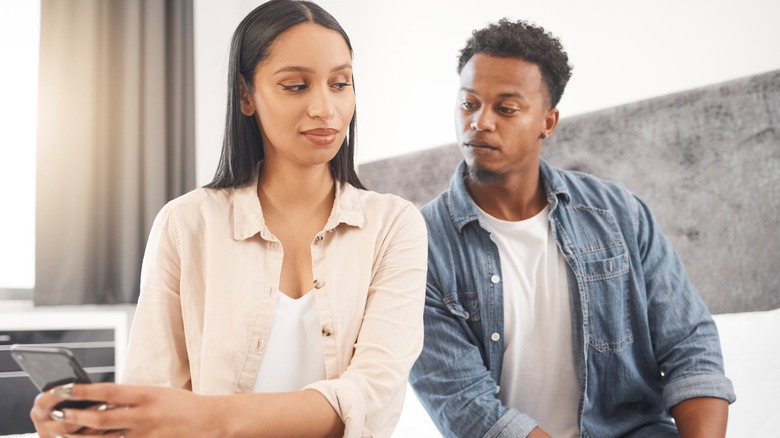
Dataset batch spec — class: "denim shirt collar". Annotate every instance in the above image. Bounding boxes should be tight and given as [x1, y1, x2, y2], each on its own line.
[445, 158, 571, 232]
[231, 162, 364, 241]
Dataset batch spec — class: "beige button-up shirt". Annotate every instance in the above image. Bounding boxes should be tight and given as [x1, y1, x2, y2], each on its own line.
[122, 172, 428, 437]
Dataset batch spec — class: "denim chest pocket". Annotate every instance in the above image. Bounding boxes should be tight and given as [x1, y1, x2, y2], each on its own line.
[443, 292, 481, 322]
[583, 251, 633, 352]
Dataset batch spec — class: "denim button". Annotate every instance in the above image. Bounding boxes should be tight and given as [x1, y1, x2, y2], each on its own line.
[491, 332, 500, 341]
[463, 311, 470, 319]
[490, 275, 500, 284]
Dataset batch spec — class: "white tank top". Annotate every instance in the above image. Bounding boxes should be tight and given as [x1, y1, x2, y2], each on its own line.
[252, 290, 327, 392]
[477, 205, 580, 437]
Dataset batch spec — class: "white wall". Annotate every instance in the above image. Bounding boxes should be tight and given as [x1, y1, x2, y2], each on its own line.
[194, 0, 780, 185]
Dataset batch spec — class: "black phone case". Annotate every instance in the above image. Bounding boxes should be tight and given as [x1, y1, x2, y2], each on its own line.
[10, 345, 103, 410]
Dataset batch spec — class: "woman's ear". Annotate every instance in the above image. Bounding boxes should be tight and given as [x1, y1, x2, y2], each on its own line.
[239, 75, 256, 116]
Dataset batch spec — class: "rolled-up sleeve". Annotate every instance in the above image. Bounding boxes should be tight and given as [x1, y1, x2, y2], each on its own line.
[305, 203, 428, 437]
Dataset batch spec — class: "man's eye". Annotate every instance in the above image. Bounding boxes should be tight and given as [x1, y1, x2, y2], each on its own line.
[498, 107, 517, 114]
[332, 82, 353, 90]
[461, 101, 477, 110]
[281, 83, 307, 91]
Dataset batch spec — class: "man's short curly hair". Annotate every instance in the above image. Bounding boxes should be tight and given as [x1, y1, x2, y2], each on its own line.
[457, 18, 573, 108]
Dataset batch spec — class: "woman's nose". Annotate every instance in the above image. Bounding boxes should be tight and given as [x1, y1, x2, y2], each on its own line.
[308, 86, 335, 120]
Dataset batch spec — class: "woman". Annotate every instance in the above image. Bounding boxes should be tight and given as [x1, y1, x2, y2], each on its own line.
[30, 1, 427, 437]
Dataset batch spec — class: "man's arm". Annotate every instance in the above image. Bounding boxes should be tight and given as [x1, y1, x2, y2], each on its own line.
[409, 277, 539, 438]
[528, 427, 553, 438]
[671, 397, 728, 438]
[630, 194, 735, 425]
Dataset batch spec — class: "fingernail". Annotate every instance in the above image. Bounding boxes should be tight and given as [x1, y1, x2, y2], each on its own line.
[49, 409, 66, 422]
[49, 382, 75, 398]
[96, 402, 116, 411]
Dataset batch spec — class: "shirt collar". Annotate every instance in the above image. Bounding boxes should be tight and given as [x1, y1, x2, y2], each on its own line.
[445, 161, 481, 232]
[231, 164, 364, 241]
[445, 158, 571, 232]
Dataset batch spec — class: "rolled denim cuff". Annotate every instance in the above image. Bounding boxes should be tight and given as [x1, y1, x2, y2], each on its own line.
[483, 409, 540, 438]
[663, 372, 736, 412]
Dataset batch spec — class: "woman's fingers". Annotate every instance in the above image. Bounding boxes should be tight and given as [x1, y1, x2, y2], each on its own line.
[66, 382, 145, 406]
[59, 404, 133, 431]
[30, 384, 138, 437]
[73, 429, 127, 438]
[33, 388, 69, 415]
[30, 392, 86, 438]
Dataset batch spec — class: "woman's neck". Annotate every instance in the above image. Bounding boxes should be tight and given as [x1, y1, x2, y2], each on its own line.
[257, 161, 336, 217]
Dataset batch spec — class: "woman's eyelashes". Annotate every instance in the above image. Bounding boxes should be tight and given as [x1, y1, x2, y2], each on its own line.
[331, 81, 352, 90]
[278, 80, 353, 93]
[280, 83, 307, 92]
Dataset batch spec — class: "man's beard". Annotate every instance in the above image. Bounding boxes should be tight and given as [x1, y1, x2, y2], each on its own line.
[465, 164, 502, 184]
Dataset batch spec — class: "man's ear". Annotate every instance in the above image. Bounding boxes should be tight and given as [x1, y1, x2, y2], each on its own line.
[239, 75, 256, 116]
[542, 107, 560, 139]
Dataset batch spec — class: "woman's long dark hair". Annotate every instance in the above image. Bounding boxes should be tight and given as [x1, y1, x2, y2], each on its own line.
[205, 0, 364, 189]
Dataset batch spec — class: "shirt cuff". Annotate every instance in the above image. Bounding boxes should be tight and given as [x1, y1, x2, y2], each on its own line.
[304, 379, 366, 438]
[484, 408, 540, 438]
[663, 372, 737, 412]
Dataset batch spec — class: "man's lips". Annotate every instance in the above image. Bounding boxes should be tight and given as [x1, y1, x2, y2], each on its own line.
[302, 128, 339, 146]
[464, 140, 498, 151]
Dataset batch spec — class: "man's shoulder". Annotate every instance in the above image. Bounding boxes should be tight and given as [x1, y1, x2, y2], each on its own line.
[543, 162, 636, 208]
[420, 190, 449, 220]
[544, 161, 627, 191]
[419, 190, 467, 251]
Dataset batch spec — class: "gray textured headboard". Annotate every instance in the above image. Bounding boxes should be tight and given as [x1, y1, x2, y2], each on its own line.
[359, 70, 780, 314]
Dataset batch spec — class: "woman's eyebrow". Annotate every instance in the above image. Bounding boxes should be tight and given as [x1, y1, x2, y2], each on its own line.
[273, 63, 352, 75]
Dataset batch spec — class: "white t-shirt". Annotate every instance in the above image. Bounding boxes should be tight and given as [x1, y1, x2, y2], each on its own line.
[477, 205, 580, 437]
[252, 290, 326, 392]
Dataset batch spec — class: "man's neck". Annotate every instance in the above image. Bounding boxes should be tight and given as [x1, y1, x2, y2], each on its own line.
[466, 167, 547, 222]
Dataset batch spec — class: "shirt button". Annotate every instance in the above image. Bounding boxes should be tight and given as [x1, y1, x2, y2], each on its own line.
[321, 326, 333, 337]
[490, 275, 500, 284]
[313, 279, 325, 289]
[491, 332, 500, 342]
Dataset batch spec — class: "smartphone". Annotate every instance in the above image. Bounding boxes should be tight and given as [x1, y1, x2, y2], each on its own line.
[10, 345, 104, 409]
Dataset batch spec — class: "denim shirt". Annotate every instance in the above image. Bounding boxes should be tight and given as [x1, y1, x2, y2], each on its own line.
[409, 159, 736, 438]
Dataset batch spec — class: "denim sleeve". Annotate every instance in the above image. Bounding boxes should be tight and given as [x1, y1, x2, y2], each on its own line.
[632, 195, 736, 410]
[409, 276, 539, 438]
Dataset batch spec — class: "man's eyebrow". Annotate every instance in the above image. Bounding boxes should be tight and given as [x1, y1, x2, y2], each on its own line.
[273, 63, 353, 75]
[498, 91, 524, 99]
[460, 87, 525, 100]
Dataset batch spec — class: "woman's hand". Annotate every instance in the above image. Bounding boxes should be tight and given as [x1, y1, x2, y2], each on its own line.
[30, 383, 99, 438]
[31, 383, 224, 438]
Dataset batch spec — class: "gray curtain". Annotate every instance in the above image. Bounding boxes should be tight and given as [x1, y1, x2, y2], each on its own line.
[35, 0, 195, 305]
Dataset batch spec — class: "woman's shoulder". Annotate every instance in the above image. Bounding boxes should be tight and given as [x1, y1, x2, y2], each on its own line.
[352, 186, 419, 215]
[348, 186, 425, 233]
[152, 186, 246, 229]
[161, 186, 232, 211]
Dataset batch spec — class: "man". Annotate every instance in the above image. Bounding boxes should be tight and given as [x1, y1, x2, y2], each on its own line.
[409, 19, 735, 438]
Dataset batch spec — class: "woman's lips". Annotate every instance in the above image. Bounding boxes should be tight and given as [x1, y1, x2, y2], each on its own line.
[302, 128, 339, 146]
